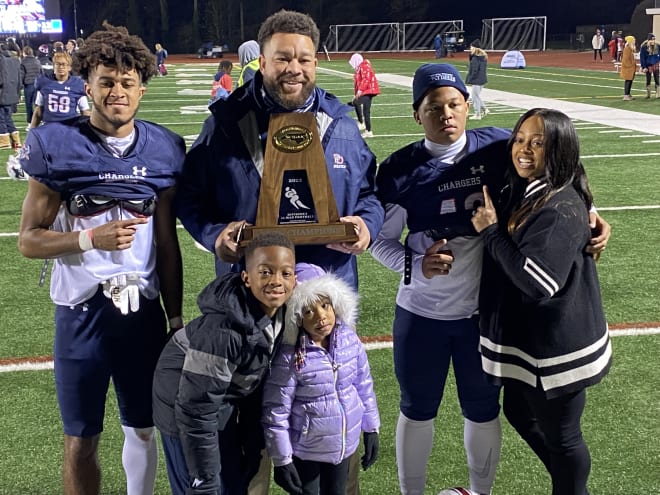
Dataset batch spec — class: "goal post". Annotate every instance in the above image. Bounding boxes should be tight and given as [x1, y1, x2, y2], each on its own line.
[481, 16, 547, 51]
[324, 23, 400, 53]
[401, 20, 464, 51]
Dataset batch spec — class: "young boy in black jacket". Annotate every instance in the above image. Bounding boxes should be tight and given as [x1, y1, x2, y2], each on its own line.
[153, 233, 297, 495]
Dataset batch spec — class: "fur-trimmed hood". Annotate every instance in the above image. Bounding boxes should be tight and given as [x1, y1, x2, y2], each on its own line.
[282, 266, 359, 344]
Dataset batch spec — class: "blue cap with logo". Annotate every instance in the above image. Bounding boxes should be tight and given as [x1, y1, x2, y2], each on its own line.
[412, 63, 470, 108]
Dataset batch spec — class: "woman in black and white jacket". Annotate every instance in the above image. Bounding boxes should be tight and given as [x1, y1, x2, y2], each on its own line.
[472, 108, 612, 495]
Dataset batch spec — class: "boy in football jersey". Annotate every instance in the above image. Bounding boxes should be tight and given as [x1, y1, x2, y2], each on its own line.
[30, 51, 90, 127]
[17, 22, 185, 495]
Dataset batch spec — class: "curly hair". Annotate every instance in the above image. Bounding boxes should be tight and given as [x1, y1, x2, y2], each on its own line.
[73, 21, 157, 83]
[257, 9, 320, 51]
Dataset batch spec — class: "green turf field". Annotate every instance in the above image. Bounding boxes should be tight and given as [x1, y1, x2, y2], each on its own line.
[0, 58, 658, 494]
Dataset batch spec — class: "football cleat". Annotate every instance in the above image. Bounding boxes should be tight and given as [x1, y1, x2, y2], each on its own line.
[6, 154, 29, 180]
[437, 488, 475, 495]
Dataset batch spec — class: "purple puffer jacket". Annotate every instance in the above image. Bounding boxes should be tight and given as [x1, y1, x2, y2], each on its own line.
[262, 322, 380, 466]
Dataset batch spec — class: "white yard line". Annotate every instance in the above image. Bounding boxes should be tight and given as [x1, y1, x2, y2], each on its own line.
[3, 325, 658, 373]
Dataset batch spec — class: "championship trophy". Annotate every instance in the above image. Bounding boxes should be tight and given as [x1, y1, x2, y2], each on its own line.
[239, 112, 358, 246]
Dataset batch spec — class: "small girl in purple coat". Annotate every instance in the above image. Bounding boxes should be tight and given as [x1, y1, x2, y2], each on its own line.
[262, 263, 380, 495]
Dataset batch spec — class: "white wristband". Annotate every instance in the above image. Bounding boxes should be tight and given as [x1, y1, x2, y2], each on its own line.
[78, 229, 94, 251]
[168, 316, 184, 329]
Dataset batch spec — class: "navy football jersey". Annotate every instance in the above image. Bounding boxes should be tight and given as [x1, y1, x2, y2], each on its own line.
[21, 118, 184, 200]
[377, 127, 513, 240]
[34, 73, 88, 122]
[19, 118, 185, 306]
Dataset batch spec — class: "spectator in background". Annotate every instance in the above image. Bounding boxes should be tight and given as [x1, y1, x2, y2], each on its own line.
[616, 32, 624, 62]
[0, 42, 22, 150]
[210, 60, 233, 104]
[237, 39, 260, 87]
[65, 39, 77, 56]
[20, 45, 41, 128]
[434, 33, 443, 58]
[608, 31, 618, 62]
[155, 43, 168, 76]
[591, 28, 604, 62]
[640, 33, 659, 99]
[621, 35, 637, 101]
[466, 39, 489, 120]
[349, 52, 380, 138]
[31, 51, 90, 127]
[36, 43, 53, 74]
[53, 41, 65, 53]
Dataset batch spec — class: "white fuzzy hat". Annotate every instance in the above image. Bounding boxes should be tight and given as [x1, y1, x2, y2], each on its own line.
[282, 263, 359, 344]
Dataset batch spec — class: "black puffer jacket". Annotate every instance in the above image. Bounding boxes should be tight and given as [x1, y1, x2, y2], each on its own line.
[152, 273, 286, 492]
[20, 55, 41, 86]
[0, 51, 21, 106]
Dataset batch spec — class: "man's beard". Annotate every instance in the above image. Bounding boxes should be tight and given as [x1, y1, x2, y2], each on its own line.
[263, 75, 315, 110]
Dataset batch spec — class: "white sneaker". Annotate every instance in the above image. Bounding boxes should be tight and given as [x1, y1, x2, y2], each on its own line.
[361, 130, 373, 138]
[357, 122, 366, 131]
[482, 108, 490, 116]
[470, 114, 482, 120]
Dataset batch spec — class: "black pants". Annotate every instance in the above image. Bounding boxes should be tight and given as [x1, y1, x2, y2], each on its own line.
[292, 455, 350, 495]
[503, 382, 591, 495]
[645, 68, 660, 87]
[593, 49, 602, 60]
[353, 94, 374, 131]
[624, 79, 634, 96]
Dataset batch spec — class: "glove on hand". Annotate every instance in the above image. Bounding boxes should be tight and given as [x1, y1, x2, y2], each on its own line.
[274, 463, 303, 494]
[361, 431, 379, 470]
[102, 274, 140, 315]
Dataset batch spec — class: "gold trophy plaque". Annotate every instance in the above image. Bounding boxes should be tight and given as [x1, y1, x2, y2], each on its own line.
[240, 112, 358, 246]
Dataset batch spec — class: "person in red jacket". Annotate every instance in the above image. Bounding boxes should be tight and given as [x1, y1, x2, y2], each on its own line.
[348, 53, 380, 138]
[210, 60, 233, 104]
[608, 31, 618, 62]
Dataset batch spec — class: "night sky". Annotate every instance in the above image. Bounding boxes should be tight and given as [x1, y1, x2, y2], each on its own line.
[49, 0, 645, 48]
[428, 1, 640, 34]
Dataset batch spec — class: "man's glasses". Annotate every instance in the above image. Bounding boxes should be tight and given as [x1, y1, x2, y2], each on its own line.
[54, 63, 71, 68]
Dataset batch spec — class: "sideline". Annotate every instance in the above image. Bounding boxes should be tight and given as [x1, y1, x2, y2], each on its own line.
[319, 67, 660, 136]
[2, 326, 659, 373]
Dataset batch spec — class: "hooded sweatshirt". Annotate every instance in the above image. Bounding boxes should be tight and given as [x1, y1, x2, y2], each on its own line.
[237, 40, 260, 87]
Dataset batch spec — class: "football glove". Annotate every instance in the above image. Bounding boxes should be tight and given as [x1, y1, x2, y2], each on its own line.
[102, 274, 141, 315]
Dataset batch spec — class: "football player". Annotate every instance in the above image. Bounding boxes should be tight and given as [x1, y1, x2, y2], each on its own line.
[30, 51, 90, 128]
[371, 64, 611, 495]
[17, 22, 185, 495]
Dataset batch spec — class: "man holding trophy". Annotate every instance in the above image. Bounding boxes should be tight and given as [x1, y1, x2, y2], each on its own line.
[176, 9, 383, 290]
[173, 9, 383, 494]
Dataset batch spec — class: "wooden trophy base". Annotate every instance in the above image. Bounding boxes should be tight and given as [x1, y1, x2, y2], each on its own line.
[240, 222, 357, 247]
